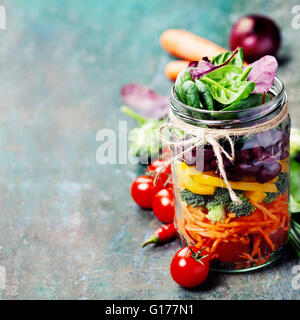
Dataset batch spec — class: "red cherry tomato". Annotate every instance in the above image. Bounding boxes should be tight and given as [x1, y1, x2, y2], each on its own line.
[147, 159, 167, 172]
[170, 246, 210, 288]
[130, 175, 155, 209]
[147, 160, 172, 194]
[152, 188, 175, 223]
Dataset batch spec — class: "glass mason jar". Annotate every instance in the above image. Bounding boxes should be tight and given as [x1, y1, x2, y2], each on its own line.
[169, 76, 290, 272]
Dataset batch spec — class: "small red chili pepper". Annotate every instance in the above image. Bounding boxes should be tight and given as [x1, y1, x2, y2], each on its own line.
[142, 222, 177, 247]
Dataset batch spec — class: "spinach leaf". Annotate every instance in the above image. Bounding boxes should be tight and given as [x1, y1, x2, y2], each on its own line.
[181, 81, 210, 120]
[200, 65, 255, 105]
[222, 93, 270, 112]
[211, 48, 244, 68]
[238, 66, 252, 81]
[212, 93, 270, 120]
[181, 80, 202, 109]
[175, 68, 193, 103]
[174, 71, 210, 119]
[195, 80, 214, 110]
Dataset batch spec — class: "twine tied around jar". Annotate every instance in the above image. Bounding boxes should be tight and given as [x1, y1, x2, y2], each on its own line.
[157, 103, 288, 204]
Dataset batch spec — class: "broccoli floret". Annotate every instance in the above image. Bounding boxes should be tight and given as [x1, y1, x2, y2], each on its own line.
[179, 189, 211, 207]
[263, 192, 277, 204]
[181, 187, 256, 220]
[263, 173, 288, 203]
[276, 172, 289, 194]
[227, 193, 255, 217]
[210, 188, 232, 206]
[205, 188, 232, 223]
[206, 202, 226, 223]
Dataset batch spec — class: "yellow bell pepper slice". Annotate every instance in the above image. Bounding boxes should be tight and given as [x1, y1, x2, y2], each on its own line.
[245, 191, 267, 203]
[176, 162, 278, 193]
[191, 173, 278, 193]
[182, 176, 216, 195]
[174, 162, 216, 194]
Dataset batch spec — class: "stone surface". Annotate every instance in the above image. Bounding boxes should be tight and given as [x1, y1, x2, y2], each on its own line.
[0, 0, 299, 299]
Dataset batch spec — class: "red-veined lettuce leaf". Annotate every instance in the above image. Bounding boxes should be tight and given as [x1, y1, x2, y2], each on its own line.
[190, 47, 240, 80]
[247, 55, 278, 94]
[121, 84, 168, 119]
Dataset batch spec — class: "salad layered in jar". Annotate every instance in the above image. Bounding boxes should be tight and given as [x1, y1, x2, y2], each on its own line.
[170, 48, 290, 271]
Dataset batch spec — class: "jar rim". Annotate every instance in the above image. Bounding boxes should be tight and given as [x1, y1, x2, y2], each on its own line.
[169, 76, 287, 127]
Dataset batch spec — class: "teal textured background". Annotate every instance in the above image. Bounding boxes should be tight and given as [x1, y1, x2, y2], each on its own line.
[0, 0, 299, 299]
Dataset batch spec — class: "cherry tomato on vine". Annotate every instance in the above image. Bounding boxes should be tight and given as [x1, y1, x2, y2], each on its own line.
[170, 246, 210, 288]
[147, 159, 168, 172]
[152, 188, 175, 223]
[131, 175, 155, 209]
[147, 159, 172, 194]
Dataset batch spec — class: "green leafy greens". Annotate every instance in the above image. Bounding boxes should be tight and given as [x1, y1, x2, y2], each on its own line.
[211, 47, 244, 68]
[173, 47, 275, 119]
[200, 65, 255, 105]
[181, 80, 203, 109]
[222, 93, 270, 112]
[195, 80, 214, 110]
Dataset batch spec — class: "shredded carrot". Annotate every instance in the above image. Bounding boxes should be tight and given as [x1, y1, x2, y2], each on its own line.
[254, 202, 277, 220]
[196, 238, 203, 248]
[257, 248, 262, 259]
[210, 238, 222, 253]
[228, 213, 236, 218]
[258, 227, 275, 251]
[176, 191, 290, 268]
[240, 252, 253, 261]
[251, 234, 261, 258]
[224, 217, 231, 224]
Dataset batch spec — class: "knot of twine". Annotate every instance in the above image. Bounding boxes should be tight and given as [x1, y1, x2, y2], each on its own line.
[157, 103, 288, 204]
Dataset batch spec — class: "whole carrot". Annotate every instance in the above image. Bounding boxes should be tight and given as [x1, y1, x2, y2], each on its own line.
[165, 60, 190, 81]
[160, 29, 226, 61]
[142, 223, 177, 247]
